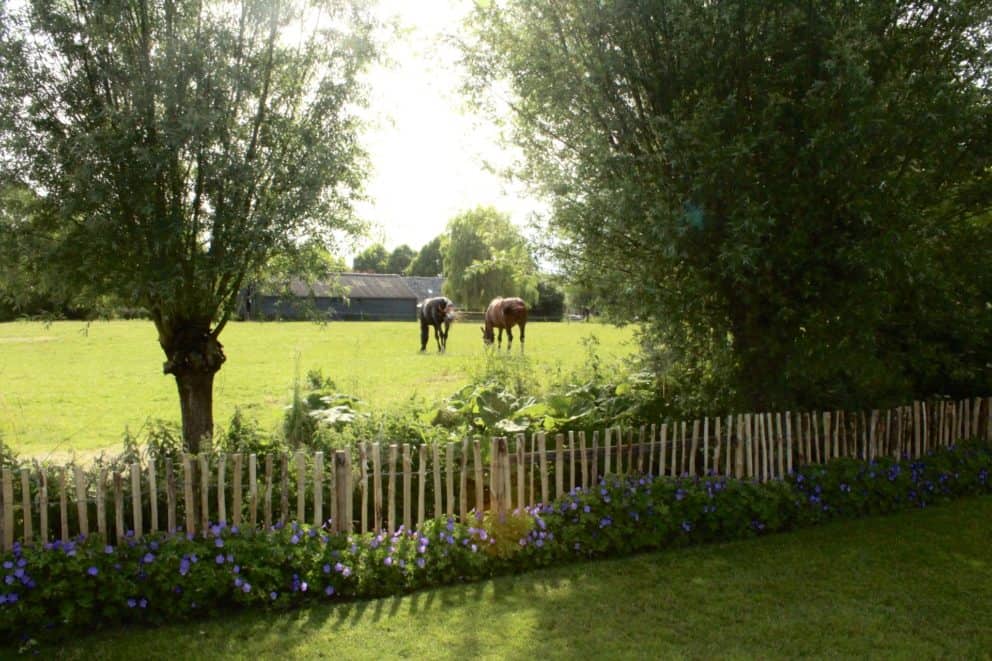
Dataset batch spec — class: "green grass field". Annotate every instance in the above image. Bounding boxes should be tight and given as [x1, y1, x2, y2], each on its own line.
[0, 320, 637, 458]
[29, 496, 992, 659]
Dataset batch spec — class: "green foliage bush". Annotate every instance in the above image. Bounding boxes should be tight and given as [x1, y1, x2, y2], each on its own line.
[3, 442, 990, 647]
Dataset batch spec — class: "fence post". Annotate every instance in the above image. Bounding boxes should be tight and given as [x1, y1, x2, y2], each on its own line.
[40, 470, 49, 544]
[388, 444, 398, 533]
[334, 450, 350, 534]
[492, 438, 508, 524]
[113, 471, 124, 543]
[15, 469, 29, 543]
[75, 466, 89, 538]
[445, 442, 455, 519]
[418, 444, 427, 528]
[579, 431, 588, 489]
[183, 455, 195, 535]
[313, 452, 323, 528]
[232, 453, 242, 529]
[295, 451, 306, 524]
[95, 469, 105, 540]
[603, 428, 611, 477]
[130, 463, 142, 539]
[360, 443, 369, 534]
[431, 442, 441, 523]
[516, 434, 526, 507]
[2, 469, 12, 551]
[149, 459, 159, 533]
[59, 468, 69, 542]
[473, 439, 484, 516]
[690, 420, 700, 476]
[166, 460, 176, 534]
[372, 442, 383, 531]
[217, 453, 227, 526]
[403, 444, 413, 531]
[538, 433, 549, 504]
[555, 433, 565, 498]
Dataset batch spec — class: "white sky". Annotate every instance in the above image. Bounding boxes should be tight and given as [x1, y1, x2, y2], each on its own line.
[351, 0, 543, 257]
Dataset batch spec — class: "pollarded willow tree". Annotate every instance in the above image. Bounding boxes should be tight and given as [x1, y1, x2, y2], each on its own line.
[0, 0, 376, 451]
[467, 0, 992, 412]
[442, 206, 538, 310]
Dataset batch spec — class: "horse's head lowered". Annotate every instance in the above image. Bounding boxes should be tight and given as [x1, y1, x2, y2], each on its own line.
[481, 326, 494, 345]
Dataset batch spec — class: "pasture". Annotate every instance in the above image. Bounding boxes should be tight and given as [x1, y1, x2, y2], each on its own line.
[0, 320, 637, 458]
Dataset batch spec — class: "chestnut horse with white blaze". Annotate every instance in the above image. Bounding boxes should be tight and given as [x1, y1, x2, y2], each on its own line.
[482, 297, 528, 351]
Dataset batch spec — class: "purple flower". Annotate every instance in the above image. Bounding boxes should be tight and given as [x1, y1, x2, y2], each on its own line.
[104, 546, 114, 555]
[87, 566, 99, 577]
[300, 581, 308, 593]
[681, 520, 693, 533]
[140, 598, 148, 608]
[6, 593, 17, 604]
[270, 591, 278, 600]
[242, 583, 252, 593]
[384, 556, 393, 567]
[215, 537, 224, 548]
[416, 557, 425, 568]
[215, 554, 225, 565]
[290, 535, 300, 545]
[127, 598, 137, 608]
[234, 577, 243, 588]
[142, 552, 155, 564]
[323, 564, 331, 574]
[325, 585, 335, 596]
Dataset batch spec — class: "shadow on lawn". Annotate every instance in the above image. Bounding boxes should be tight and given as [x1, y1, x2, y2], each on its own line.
[240, 498, 992, 659]
[38, 496, 992, 659]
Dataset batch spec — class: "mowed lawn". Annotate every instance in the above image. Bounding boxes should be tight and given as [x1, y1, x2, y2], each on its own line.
[0, 320, 637, 457]
[33, 496, 992, 659]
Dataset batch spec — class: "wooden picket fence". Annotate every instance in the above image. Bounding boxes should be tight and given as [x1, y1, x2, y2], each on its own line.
[1, 396, 989, 550]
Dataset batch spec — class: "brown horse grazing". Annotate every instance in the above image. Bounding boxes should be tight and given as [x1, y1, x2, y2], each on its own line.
[482, 297, 527, 351]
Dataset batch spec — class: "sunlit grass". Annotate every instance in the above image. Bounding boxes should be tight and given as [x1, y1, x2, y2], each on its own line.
[0, 320, 637, 457]
[32, 496, 992, 659]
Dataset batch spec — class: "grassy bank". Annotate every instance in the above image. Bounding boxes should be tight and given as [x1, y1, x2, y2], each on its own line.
[0, 320, 636, 457]
[30, 495, 992, 659]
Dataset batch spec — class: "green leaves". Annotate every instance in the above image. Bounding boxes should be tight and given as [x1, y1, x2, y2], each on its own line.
[466, 0, 992, 412]
[441, 206, 538, 309]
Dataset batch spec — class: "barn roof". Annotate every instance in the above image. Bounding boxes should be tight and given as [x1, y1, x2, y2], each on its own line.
[404, 276, 446, 302]
[280, 273, 417, 300]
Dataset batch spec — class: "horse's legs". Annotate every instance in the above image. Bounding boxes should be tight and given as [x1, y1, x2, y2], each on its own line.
[420, 319, 429, 352]
[441, 321, 450, 352]
[519, 322, 525, 352]
[506, 327, 513, 351]
[433, 323, 443, 352]
[497, 327, 503, 349]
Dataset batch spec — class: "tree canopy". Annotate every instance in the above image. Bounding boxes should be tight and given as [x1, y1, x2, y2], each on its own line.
[352, 243, 389, 273]
[467, 0, 992, 412]
[0, 0, 376, 449]
[386, 244, 416, 274]
[405, 236, 444, 276]
[441, 206, 537, 310]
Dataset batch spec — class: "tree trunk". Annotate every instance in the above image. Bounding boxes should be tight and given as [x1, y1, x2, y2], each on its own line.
[160, 322, 226, 454]
[174, 369, 216, 455]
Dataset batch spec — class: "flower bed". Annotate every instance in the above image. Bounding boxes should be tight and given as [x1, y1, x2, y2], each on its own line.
[3, 441, 990, 647]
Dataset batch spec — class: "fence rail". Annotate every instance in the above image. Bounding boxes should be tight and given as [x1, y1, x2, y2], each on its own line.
[1, 397, 989, 549]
